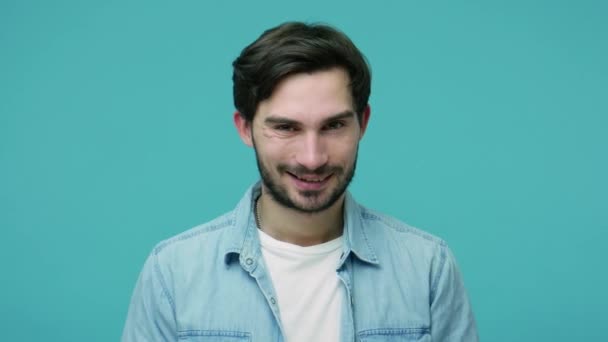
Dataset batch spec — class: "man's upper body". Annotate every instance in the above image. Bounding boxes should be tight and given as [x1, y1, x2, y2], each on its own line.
[123, 22, 478, 341]
[122, 182, 478, 341]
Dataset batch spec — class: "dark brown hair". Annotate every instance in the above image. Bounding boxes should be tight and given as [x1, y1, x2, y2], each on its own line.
[232, 22, 371, 123]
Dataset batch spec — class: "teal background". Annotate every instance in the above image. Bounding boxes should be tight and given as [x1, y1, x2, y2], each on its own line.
[1, 0, 606, 340]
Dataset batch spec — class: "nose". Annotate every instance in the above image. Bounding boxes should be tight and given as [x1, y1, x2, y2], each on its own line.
[295, 132, 328, 171]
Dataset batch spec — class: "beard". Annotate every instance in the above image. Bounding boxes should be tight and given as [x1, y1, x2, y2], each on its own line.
[253, 142, 357, 214]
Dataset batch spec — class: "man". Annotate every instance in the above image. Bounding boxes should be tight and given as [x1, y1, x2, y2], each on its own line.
[123, 22, 478, 342]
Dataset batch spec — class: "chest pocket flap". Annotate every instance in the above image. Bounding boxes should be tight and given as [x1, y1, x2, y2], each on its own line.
[178, 330, 251, 342]
[358, 327, 430, 341]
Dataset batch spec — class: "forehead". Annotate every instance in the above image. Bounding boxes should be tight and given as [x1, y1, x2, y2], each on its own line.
[256, 68, 355, 123]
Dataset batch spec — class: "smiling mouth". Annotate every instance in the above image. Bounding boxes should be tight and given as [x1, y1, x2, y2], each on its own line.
[287, 172, 332, 183]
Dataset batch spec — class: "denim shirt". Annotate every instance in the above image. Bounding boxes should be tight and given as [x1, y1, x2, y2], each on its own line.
[122, 183, 478, 341]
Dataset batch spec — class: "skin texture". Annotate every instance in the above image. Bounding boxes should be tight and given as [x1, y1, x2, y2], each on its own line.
[234, 68, 370, 246]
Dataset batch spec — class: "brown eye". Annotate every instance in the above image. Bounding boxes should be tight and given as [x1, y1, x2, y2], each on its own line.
[275, 124, 296, 132]
[324, 121, 345, 130]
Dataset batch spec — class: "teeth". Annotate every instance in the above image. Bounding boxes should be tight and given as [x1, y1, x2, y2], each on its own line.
[297, 175, 323, 182]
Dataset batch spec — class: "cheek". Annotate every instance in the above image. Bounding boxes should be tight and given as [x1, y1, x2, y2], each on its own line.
[268, 139, 304, 161]
[329, 137, 359, 161]
[257, 142, 293, 167]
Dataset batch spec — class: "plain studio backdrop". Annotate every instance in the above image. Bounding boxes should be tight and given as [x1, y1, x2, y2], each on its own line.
[1, 0, 606, 341]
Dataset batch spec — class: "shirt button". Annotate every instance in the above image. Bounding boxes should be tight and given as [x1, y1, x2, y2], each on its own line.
[245, 258, 253, 265]
[270, 297, 276, 305]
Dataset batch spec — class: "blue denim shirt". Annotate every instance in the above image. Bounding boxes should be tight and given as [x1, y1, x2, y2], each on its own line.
[123, 182, 478, 341]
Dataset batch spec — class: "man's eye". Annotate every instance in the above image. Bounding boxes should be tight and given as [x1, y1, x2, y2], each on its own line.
[275, 124, 296, 132]
[324, 121, 345, 130]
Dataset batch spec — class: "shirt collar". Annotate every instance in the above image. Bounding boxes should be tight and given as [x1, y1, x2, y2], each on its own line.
[342, 190, 379, 265]
[221, 182, 379, 267]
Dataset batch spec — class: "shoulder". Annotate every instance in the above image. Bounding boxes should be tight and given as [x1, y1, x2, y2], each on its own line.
[356, 205, 452, 269]
[150, 210, 236, 265]
[356, 206, 462, 293]
[360, 206, 446, 247]
[128, 210, 241, 321]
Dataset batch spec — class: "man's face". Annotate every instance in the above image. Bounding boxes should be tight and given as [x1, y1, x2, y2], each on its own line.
[237, 68, 370, 213]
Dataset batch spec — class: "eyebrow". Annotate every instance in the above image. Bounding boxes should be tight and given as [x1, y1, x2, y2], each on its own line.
[264, 110, 356, 126]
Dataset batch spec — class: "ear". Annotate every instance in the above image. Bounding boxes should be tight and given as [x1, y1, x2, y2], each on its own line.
[358, 105, 371, 139]
[233, 111, 253, 147]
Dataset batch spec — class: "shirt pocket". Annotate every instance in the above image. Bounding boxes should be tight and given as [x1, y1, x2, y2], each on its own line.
[358, 327, 430, 341]
[177, 330, 251, 342]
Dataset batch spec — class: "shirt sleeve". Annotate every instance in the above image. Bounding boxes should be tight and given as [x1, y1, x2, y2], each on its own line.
[430, 244, 479, 341]
[122, 251, 177, 342]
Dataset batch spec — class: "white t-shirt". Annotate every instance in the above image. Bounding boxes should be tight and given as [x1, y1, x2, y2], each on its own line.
[258, 229, 344, 342]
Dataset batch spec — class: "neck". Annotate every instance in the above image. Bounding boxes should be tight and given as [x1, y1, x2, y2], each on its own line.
[256, 188, 345, 247]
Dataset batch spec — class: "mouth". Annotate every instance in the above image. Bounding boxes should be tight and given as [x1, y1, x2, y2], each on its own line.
[286, 172, 332, 190]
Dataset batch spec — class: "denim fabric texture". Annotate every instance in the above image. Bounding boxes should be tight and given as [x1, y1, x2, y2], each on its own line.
[122, 182, 479, 341]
